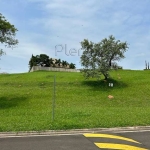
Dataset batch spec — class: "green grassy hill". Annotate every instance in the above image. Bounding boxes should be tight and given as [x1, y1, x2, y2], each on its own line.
[0, 70, 150, 131]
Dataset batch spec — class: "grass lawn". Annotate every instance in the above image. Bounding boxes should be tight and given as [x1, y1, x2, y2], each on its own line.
[0, 70, 150, 132]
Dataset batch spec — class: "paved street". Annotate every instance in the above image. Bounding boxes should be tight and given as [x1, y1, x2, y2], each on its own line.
[0, 130, 150, 150]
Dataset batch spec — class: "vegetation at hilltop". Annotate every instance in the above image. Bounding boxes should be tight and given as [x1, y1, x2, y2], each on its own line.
[29, 54, 76, 71]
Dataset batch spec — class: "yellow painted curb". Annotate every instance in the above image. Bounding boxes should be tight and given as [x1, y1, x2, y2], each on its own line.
[95, 143, 148, 150]
[84, 133, 140, 144]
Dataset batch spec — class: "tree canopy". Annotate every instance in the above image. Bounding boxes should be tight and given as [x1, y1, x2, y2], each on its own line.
[0, 13, 18, 54]
[80, 35, 128, 80]
[69, 63, 76, 69]
[29, 54, 76, 71]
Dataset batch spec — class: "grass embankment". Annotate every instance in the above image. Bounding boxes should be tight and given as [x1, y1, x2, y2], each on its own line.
[0, 70, 150, 132]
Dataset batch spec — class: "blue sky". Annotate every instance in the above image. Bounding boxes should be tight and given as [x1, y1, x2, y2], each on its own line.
[0, 0, 150, 73]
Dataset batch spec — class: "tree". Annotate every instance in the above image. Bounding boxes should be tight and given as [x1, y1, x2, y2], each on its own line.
[62, 60, 68, 68]
[39, 54, 49, 67]
[0, 13, 18, 55]
[55, 59, 61, 67]
[62, 60, 65, 67]
[28, 54, 50, 70]
[145, 61, 147, 70]
[69, 63, 76, 69]
[80, 35, 128, 80]
[49, 58, 54, 67]
[0, 49, 5, 58]
[29, 54, 37, 71]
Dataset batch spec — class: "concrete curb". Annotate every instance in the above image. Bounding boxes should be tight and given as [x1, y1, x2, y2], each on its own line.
[1, 126, 150, 138]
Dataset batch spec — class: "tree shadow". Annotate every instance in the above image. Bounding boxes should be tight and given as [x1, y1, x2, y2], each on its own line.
[0, 96, 27, 109]
[82, 78, 128, 91]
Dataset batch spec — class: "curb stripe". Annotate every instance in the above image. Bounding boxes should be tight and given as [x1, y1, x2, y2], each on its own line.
[83, 133, 140, 144]
[95, 143, 148, 150]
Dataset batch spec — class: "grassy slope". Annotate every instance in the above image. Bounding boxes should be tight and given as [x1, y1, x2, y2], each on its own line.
[0, 70, 150, 131]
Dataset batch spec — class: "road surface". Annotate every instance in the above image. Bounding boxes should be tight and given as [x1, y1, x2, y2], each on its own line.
[0, 130, 150, 150]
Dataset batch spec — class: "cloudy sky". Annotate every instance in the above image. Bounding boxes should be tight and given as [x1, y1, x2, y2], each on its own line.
[0, 0, 150, 73]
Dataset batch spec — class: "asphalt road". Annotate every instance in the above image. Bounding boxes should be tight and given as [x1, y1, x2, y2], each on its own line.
[0, 130, 150, 150]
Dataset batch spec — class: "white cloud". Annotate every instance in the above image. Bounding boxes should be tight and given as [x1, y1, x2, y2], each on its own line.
[0, 0, 150, 72]
[135, 53, 145, 57]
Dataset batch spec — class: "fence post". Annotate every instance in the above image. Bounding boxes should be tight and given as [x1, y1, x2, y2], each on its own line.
[52, 75, 56, 121]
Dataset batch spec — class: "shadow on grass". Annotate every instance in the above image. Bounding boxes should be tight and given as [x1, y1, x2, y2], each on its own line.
[0, 96, 27, 109]
[82, 78, 128, 91]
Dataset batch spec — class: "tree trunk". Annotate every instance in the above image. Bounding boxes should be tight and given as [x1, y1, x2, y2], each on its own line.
[103, 73, 108, 80]
[109, 60, 111, 67]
